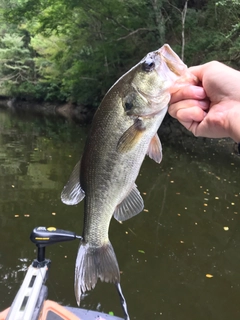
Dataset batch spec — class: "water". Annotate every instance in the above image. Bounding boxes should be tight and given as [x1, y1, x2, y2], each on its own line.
[0, 109, 240, 319]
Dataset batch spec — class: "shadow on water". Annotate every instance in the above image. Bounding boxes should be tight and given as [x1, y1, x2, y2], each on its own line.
[0, 109, 240, 319]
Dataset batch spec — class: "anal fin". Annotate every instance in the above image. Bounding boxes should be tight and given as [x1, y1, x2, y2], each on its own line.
[114, 184, 144, 221]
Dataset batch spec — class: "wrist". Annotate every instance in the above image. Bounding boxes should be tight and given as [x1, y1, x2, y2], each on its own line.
[227, 102, 240, 142]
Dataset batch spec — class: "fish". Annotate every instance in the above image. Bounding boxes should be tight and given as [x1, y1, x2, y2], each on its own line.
[61, 44, 196, 318]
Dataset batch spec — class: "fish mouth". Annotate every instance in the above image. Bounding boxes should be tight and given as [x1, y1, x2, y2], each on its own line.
[156, 44, 197, 85]
[157, 44, 186, 78]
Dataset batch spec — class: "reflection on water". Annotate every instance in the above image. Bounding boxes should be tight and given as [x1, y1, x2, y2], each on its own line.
[0, 109, 240, 319]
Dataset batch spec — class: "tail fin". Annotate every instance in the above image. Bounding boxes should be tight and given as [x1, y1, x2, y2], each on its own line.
[74, 241, 120, 305]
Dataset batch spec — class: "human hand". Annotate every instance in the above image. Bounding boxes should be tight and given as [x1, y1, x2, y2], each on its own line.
[169, 61, 240, 142]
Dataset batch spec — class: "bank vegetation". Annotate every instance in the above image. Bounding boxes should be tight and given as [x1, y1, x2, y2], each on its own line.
[0, 0, 239, 110]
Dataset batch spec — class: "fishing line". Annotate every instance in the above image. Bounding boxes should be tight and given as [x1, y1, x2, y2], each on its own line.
[155, 183, 167, 253]
[115, 282, 130, 320]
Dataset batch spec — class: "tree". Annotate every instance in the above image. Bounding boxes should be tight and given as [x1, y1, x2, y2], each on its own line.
[0, 30, 36, 96]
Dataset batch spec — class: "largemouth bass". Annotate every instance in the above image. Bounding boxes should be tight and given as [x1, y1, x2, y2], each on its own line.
[61, 44, 196, 318]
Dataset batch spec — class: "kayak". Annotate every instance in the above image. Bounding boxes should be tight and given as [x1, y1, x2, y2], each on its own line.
[0, 301, 123, 320]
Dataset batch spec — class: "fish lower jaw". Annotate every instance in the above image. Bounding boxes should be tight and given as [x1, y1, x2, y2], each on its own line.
[135, 107, 168, 119]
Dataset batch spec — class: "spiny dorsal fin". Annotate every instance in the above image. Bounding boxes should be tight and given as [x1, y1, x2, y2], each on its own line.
[61, 160, 85, 205]
[146, 134, 163, 164]
[117, 118, 145, 153]
[114, 184, 144, 221]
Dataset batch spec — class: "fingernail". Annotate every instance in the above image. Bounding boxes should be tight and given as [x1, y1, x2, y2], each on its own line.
[194, 86, 206, 99]
[199, 100, 209, 109]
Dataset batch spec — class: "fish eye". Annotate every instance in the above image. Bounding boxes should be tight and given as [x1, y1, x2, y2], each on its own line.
[142, 58, 155, 72]
[125, 101, 133, 111]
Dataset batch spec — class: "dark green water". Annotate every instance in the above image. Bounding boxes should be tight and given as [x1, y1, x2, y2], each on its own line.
[0, 109, 240, 319]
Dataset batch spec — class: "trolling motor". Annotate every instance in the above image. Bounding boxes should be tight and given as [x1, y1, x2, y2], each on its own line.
[5, 227, 82, 320]
[30, 226, 82, 264]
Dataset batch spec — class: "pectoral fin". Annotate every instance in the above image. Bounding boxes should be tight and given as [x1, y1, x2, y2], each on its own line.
[114, 184, 144, 221]
[61, 160, 85, 205]
[117, 118, 145, 153]
[147, 134, 162, 164]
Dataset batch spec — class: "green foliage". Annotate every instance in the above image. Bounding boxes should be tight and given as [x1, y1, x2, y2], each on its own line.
[0, 31, 35, 96]
[0, 0, 239, 105]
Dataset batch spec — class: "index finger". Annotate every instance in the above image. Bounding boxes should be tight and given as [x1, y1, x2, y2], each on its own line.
[189, 61, 227, 82]
[188, 65, 205, 82]
[170, 85, 206, 104]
